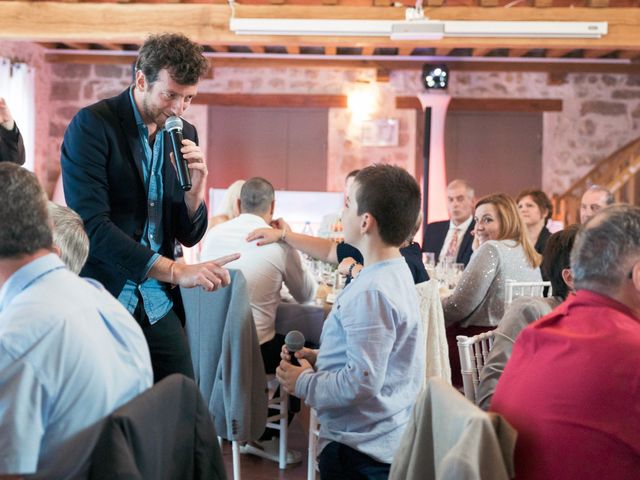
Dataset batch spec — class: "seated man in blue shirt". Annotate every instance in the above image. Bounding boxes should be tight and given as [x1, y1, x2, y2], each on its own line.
[276, 164, 425, 479]
[0, 164, 153, 479]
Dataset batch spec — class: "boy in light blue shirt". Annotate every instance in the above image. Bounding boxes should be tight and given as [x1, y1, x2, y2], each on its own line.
[277, 164, 425, 479]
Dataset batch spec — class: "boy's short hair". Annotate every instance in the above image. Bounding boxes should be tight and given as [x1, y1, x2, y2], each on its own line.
[355, 165, 421, 247]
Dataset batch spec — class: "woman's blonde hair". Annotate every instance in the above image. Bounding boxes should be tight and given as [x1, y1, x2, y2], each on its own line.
[475, 193, 541, 268]
[217, 179, 245, 218]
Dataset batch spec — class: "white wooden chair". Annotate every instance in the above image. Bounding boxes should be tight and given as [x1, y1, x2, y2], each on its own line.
[266, 376, 290, 470]
[456, 331, 496, 404]
[504, 280, 552, 307]
[307, 408, 320, 480]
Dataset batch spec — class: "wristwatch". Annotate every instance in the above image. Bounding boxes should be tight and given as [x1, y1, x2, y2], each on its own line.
[347, 262, 361, 280]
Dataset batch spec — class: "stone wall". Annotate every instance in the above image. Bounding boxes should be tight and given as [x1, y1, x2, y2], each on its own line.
[2, 39, 640, 197]
[392, 70, 640, 194]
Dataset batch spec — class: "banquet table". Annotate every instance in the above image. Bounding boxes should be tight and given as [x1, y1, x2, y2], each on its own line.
[275, 284, 333, 346]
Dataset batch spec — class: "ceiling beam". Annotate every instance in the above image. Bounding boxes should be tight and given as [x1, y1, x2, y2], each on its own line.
[192, 93, 347, 108]
[0, 4, 639, 52]
[396, 97, 564, 112]
[42, 52, 640, 74]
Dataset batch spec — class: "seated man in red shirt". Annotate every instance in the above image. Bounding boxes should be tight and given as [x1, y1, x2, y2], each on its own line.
[491, 204, 640, 480]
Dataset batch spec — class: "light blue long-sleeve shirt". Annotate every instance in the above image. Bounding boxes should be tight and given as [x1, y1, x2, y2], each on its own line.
[0, 254, 152, 478]
[295, 256, 425, 464]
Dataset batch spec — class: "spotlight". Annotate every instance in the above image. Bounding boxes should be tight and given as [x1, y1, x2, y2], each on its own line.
[422, 64, 449, 90]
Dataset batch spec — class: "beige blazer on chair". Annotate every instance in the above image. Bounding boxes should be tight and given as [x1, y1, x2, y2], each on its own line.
[390, 377, 517, 480]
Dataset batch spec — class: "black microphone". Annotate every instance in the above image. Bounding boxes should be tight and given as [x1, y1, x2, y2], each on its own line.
[284, 330, 305, 367]
[165, 116, 191, 191]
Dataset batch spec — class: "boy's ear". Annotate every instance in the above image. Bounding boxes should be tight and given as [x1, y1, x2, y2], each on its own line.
[360, 212, 375, 235]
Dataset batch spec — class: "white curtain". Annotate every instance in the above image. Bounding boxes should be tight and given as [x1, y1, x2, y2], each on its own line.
[0, 58, 36, 171]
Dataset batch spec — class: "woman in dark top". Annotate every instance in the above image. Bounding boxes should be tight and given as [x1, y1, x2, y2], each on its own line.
[516, 189, 554, 255]
[336, 240, 428, 285]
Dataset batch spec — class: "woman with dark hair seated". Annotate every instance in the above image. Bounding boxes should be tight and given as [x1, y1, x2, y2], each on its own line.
[516, 189, 554, 255]
[475, 224, 579, 411]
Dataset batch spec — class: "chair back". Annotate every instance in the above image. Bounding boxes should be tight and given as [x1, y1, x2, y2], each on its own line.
[504, 280, 552, 307]
[457, 331, 496, 404]
[181, 270, 267, 442]
[416, 279, 452, 385]
[89, 374, 226, 480]
[390, 377, 516, 480]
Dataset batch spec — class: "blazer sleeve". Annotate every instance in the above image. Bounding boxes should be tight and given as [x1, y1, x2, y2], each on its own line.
[0, 124, 25, 165]
[61, 107, 155, 284]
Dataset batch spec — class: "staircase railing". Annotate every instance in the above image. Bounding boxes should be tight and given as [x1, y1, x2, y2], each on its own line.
[552, 137, 640, 225]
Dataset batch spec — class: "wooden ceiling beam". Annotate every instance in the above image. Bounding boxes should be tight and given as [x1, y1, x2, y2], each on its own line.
[583, 49, 612, 58]
[0, 4, 639, 52]
[62, 42, 90, 50]
[545, 49, 575, 58]
[42, 52, 640, 74]
[472, 48, 492, 57]
[192, 93, 347, 108]
[396, 97, 563, 112]
[435, 48, 453, 56]
[98, 43, 124, 51]
[617, 50, 640, 60]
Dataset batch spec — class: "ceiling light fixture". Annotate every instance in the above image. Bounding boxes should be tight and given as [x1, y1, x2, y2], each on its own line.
[230, 17, 608, 40]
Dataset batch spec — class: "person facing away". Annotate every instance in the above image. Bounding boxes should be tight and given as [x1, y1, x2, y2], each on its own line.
[422, 179, 476, 267]
[0, 163, 152, 480]
[579, 184, 614, 224]
[276, 164, 425, 480]
[491, 205, 640, 480]
[475, 224, 579, 411]
[0, 97, 25, 165]
[61, 33, 239, 384]
[47, 202, 90, 275]
[208, 178, 245, 229]
[200, 177, 316, 358]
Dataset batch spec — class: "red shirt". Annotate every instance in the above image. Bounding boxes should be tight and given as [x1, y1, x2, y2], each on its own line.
[491, 290, 640, 480]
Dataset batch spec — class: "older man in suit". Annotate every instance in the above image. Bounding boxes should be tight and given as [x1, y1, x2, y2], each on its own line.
[61, 33, 238, 383]
[423, 179, 476, 267]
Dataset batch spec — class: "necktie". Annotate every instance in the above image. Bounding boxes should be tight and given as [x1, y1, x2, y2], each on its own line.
[445, 228, 460, 260]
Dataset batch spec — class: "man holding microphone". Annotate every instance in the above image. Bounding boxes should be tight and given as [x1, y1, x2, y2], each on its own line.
[61, 33, 237, 382]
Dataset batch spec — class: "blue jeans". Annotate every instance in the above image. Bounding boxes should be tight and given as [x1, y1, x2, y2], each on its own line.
[318, 441, 391, 480]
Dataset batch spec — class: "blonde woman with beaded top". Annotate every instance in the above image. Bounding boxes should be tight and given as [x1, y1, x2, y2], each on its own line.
[443, 193, 542, 387]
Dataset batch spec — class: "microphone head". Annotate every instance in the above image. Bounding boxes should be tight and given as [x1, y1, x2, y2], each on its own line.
[165, 115, 183, 132]
[285, 330, 305, 354]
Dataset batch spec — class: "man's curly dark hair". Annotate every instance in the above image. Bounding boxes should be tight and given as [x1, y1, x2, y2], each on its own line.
[135, 33, 208, 85]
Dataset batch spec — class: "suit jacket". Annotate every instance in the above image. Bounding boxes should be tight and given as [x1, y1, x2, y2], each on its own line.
[89, 374, 226, 480]
[61, 88, 207, 303]
[423, 219, 475, 267]
[0, 123, 25, 164]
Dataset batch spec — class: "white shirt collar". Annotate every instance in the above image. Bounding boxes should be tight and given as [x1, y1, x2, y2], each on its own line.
[449, 215, 472, 233]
